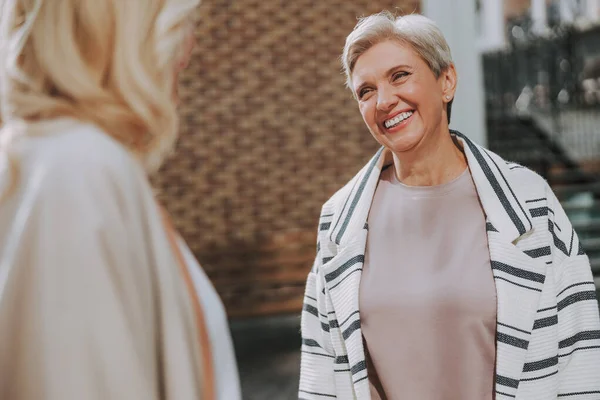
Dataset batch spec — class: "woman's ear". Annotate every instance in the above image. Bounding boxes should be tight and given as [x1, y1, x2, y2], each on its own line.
[440, 64, 457, 103]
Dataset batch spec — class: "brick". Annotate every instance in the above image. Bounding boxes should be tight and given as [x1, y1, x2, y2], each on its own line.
[153, 0, 420, 317]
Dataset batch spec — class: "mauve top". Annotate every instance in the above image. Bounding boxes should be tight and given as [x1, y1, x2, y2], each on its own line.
[359, 166, 497, 400]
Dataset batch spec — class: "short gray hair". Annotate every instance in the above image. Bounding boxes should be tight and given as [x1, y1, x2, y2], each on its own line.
[342, 12, 455, 121]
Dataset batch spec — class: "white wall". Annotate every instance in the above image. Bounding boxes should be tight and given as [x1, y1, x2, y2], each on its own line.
[531, 0, 549, 34]
[559, 0, 577, 23]
[422, 0, 487, 146]
[478, 0, 506, 51]
[585, 0, 600, 22]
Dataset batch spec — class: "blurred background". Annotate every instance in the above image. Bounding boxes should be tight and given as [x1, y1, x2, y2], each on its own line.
[153, 0, 600, 398]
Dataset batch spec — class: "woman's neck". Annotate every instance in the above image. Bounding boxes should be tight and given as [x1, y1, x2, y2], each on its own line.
[392, 129, 467, 187]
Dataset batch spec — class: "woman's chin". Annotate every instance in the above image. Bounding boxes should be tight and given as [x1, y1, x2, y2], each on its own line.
[378, 131, 422, 154]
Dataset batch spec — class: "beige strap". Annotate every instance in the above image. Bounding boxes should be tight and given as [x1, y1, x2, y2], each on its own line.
[159, 205, 216, 400]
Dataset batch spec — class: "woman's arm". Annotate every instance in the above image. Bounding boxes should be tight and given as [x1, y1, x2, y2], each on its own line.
[547, 186, 600, 394]
[299, 225, 337, 399]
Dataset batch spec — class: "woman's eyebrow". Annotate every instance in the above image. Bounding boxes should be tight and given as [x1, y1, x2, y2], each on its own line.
[385, 64, 412, 75]
[354, 64, 413, 96]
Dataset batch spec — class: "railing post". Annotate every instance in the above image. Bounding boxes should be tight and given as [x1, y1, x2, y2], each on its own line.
[531, 0, 549, 35]
[478, 0, 506, 51]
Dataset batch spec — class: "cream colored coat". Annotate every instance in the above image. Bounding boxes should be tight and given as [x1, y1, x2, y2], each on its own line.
[0, 119, 209, 399]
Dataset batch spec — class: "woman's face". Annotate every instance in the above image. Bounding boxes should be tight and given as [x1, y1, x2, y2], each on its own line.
[351, 40, 456, 155]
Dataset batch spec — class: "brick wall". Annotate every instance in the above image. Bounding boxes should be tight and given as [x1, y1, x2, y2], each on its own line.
[154, 0, 420, 317]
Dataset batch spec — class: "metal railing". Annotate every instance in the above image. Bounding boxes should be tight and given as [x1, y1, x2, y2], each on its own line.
[483, 24, 600, 162]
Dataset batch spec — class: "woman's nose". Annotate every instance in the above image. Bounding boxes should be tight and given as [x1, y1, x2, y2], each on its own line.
[376, 87, 398, 112]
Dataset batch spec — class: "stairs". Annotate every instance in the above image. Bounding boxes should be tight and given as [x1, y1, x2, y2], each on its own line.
[557, 180, 600, 294]
[487, 117, 600, 297]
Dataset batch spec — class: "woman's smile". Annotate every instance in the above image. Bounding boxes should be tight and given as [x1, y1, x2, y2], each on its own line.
[352, 39, 454, 156]
[382, 110, 415, 134]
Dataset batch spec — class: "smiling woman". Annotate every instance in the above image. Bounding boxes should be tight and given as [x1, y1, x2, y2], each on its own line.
[351, 39, 463, 185]
[344, 14, 462, 186]
[299, 11, 600, 400]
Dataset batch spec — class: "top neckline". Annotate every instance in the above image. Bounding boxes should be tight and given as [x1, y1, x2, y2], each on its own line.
[385, 166, 471, 196]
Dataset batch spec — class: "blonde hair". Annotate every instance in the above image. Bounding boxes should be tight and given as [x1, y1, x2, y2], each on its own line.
[341, 11, 455, 121]
[0, 0, 200, 193]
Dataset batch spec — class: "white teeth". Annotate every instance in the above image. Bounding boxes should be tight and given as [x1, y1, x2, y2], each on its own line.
[384, 111, 413, 128]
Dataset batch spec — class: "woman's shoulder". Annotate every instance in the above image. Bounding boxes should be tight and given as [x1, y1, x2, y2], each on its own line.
[17, 119, 145, 193]
[481, 145, 551, 199]
[32, 119, 141, 177]
[318, 169, 367, 223]
[319, 150, 385, 218]
[0, 119, 151, 218]
[506, 161, 549, 188]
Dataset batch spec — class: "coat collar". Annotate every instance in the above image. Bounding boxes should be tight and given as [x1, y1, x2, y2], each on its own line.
[324, 131, 544, 399]
[329, 130, 534, 247]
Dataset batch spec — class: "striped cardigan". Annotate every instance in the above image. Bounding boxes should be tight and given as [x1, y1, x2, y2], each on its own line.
[299, 132, 600, 400]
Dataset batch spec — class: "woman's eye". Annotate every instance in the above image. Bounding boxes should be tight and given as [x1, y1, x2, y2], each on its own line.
[359, 88, 372, 99]
[392, 72, 408, 81]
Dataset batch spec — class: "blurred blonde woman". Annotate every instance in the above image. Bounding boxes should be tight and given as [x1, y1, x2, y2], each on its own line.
[0, 1, 241, 399]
